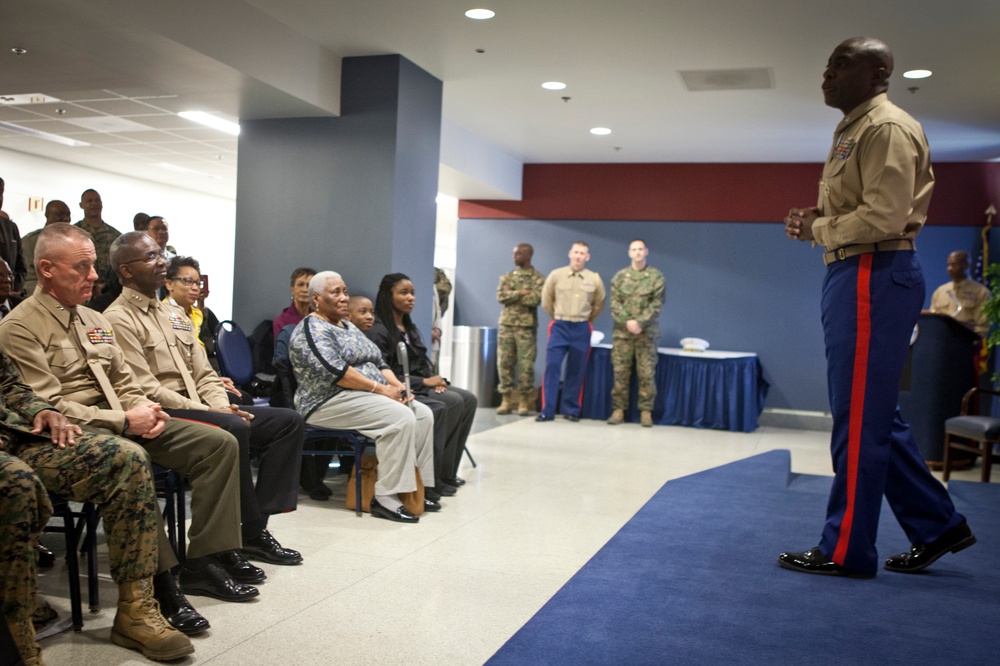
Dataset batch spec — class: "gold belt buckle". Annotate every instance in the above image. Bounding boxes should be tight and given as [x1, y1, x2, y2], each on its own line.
[837, 248, 847, 260]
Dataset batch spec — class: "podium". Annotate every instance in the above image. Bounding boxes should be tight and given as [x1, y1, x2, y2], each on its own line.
[898, 313, 980, 462]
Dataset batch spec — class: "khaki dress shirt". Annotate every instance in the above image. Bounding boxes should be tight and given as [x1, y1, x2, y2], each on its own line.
[0, 289, 149, 433]
[811, 93, 934, 251]
[104, 287, 230, 410]
[542, 266, 606, 323]
[929, 279, 991, 335]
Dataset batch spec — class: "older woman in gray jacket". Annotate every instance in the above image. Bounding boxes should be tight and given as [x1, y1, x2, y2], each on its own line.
[289, 271, 436, 522]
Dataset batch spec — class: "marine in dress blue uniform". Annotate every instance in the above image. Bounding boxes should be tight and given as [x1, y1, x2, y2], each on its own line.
[779, 37, 975, 577]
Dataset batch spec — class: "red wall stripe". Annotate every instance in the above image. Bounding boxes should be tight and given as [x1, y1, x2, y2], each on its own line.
[459, 162, 1000, 226]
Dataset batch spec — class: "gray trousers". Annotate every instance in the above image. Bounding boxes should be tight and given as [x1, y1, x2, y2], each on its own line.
[307, 391, 435, 496]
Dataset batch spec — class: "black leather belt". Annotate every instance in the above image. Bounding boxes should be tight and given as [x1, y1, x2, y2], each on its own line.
[823, 239, 915, 266]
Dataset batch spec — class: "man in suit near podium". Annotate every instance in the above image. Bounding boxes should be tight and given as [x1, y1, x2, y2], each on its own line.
[779, 37, 974, 577]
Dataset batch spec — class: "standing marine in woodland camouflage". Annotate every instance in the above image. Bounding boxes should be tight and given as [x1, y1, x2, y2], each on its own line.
[496, 244, 546, 415]
[609, 239, 665, 427]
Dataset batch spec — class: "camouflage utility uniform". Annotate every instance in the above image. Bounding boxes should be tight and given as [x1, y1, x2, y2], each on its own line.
[610, 266, 665, 412]
[496, 267, 546, 400]
[74, 219, 122, 283]
[0, 351, 158, 624]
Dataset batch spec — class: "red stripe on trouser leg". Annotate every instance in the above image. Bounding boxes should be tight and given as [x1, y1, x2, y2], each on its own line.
[540, 320, 555, 410]
[833, 253, 872, 565]
[577, 322, 593, 405]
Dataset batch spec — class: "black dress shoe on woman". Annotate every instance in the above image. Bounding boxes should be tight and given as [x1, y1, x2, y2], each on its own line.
[424, 487, 442, 502]
[777, 547, 873, 577]
[370, 497, 419, 523]
[241, 529, 303, 565]
[433, 483, 457, 497]
[442, 476, 466, 487]
[180, 561, 260, 602]
[154, 572, 211, 635]
[423, 498, 441, 512]
[216, 550, 267, 583]
[884, 521, 976, 573]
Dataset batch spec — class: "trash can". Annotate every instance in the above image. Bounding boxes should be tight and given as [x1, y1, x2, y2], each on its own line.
[450, 326, 497, 407]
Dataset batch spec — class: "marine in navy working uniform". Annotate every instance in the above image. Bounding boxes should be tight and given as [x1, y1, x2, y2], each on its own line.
[779, 37, 975, 577]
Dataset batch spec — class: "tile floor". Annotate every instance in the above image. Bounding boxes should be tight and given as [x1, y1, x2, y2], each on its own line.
[32, 410, 992, 665]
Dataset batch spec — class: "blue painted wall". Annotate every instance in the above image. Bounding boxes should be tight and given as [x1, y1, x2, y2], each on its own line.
[455, 218, 992, 412]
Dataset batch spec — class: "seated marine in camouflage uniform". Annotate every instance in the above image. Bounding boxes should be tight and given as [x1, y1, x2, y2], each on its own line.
[608, 239, 665, 427]
[0, 351, 193, 664]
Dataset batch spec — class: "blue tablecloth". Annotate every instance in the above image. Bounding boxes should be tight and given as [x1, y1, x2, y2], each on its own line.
[579, 346, 769, 432]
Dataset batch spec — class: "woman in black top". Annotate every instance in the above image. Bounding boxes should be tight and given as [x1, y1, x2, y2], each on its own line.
[366, 273, 477, 498]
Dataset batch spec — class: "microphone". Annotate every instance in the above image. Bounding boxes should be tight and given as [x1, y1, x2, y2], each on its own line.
[397, 341, 415, 410]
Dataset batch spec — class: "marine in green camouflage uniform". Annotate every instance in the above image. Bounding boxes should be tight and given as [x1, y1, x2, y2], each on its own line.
[609, 240, 665, 423]
[496, 244, 546, 414]
[0, 349, 160, 661]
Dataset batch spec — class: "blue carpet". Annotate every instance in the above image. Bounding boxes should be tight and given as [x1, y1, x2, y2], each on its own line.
[488, 451, 997, 665]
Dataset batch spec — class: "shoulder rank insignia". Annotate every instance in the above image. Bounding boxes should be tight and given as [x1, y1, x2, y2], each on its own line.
[168, 313, 193, 332]
[86, 327, 114, 344]
[833, 136, 856, 160]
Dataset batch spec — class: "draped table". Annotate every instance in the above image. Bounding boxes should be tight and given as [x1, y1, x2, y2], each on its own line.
[579, 344, 769, 432]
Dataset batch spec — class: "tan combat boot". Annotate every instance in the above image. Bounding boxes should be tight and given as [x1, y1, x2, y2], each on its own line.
[111, 578, 194, 661]
[640, 411, 654, 427]
[607, 409, 625, 425]
[517, 392, 533, 416]
[496, 393, 512, 415]
[6, 617, 45, 666]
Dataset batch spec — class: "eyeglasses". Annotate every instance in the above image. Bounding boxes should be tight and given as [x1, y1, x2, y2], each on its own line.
[124, 251, 161, 265]
[170, 277, 203, 287]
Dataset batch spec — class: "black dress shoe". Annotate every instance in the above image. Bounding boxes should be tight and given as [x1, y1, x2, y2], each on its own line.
[433, 483, 457, 497]
[241, 529, 303, 565]
[370, 498, 419, 523]
[564, 414, 580, 422]
[216, 550, 267, 583]
[154, 572, 210, 635]
[37, 544, 55, 569]
[777, 547, 873, 577]
[180, 561, 260, 602]
[423, 498, 441, 512]
[884, 521, 976, 573]
[442, 476, 466, 487]
[535, 414, 553, 422]
[424, 487, 442, 502]
[308, 490, 330, 501]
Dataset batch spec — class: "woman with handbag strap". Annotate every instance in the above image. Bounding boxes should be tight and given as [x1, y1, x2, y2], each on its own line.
[288, 271, 438, 522]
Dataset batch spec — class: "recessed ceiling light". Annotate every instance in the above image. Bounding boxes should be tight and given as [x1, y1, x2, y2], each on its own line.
[465, 9, 496, 20]
[541, 81, 567, 90]
[178, 111, 240, 136]
[903, 69, 932, 79]
[0, 121, 89, 147]
[590, 127, 612, 136]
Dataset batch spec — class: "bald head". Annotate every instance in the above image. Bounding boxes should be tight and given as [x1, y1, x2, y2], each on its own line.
[44, 200, 72, 225]
[842, 37, 894, 75]
[823, 37, 894, 113]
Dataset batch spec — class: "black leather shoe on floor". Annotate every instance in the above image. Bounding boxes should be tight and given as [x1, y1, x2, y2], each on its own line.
[535, 414, 553, 422]
[154, 573, 211, 635]
[777, 547, 873, 577]
[433, 483, 457, 497]
[424, 487, 442, 502]
[423, 498, 441, 512]
[37, 544, 55, 569]
[241, 529, 303, 565]
[216, 550, 267, 583]
[180, 561, 260, 602]
[564, 414, 580, 422]
[370, 498, 419, 523]
[442, 476, 466, 487]
[884, 521, 976, 573]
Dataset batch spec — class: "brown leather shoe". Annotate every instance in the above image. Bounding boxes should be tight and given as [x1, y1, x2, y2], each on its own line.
[111, 578, 194, 661]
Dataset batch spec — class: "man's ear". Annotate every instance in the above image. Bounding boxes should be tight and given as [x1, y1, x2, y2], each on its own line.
[38, 259, 55, 280]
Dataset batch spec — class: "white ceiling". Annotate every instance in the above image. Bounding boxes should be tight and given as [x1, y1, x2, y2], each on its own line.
[1, 0, 998, 200]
